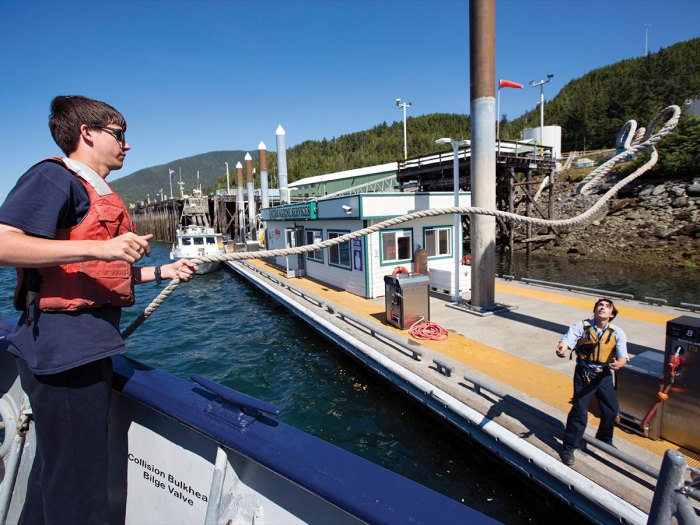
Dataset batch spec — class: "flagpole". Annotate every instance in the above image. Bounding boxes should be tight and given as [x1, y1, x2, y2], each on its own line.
[496, 86, 501, 144]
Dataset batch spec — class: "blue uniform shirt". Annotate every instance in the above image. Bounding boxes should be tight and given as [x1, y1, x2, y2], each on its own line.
[560, 318, 629, 367]
[0, 160, 126, 374]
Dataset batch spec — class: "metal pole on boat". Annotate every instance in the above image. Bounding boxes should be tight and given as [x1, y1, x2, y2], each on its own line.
[236, 162, 246, 241]
[245, 153, 256, 239]
[0, 422, 27, 525]
[276, 125, 290, 204]
[469, 0, 497, 309]
[259, 141, 269, 211]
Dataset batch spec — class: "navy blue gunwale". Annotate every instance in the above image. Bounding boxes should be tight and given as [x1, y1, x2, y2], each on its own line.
[109, 354, 497, 525]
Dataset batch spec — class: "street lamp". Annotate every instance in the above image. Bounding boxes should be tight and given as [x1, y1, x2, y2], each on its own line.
[168, 169, 175, 200]
[529, 74, 553, 149]
[396, 98, 412, 160]
[436, 137, 469, 304]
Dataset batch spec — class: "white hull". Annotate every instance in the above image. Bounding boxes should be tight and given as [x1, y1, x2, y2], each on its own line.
[195, 260, 220, 275]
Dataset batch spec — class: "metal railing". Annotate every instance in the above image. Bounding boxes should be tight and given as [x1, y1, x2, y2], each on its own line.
[516, 277, 699, 311]
[520, 277, 635, 300]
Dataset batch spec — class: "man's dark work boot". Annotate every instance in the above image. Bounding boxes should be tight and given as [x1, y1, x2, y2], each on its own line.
[560, 449, 575, 466]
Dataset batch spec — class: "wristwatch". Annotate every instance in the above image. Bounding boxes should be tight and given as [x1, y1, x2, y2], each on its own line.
[154, 266, 162, 285]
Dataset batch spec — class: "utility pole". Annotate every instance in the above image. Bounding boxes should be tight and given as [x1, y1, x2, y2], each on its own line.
[644, 24, 651, 56]
[395, 98, 412, 160]
[469, 0, 497, 309]
[529, 74, 554, 148]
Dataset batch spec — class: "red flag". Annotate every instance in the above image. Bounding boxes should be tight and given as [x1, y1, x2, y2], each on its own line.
[499, 79, 523, 89]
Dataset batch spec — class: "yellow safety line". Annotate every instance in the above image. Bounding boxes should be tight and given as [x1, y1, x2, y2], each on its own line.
[240, 260, 699, 466]
[495, 282, 677, 325]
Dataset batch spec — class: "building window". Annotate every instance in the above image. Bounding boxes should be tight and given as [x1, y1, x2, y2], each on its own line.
[305, 229, 324, 263]
[380, 229, 413, 264]
[328, 230, 351, 269]
[425, 227, 452, 258]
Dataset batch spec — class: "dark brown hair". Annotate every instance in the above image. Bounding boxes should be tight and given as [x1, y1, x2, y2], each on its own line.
[49, 96, 127, 155]
[595, 298, 619, 320]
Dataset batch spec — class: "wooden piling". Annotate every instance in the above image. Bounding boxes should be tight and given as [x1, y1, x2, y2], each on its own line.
[132, 195, 244, 243]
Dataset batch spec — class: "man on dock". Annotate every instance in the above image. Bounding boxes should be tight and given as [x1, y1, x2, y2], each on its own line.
[0, 95, 197, 524]
[555, 298, 629, 466]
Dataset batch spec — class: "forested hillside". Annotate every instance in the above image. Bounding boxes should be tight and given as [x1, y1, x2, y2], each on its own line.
[219, 38, 700, 189]
[501, 37, 700, 151]
[114, 37, 700, 202]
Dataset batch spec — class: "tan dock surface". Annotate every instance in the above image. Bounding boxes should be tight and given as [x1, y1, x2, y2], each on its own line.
[235, 259, 700, 517]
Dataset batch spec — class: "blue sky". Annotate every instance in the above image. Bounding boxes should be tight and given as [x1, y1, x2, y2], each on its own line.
[1, 0, 698, 201]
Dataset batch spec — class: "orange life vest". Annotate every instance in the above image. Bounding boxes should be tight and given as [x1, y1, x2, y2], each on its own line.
[14, 157, 136, 312]
[575, 320, 618, 365]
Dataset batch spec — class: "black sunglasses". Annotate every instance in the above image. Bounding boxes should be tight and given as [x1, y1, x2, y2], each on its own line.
[95, 126, 126, 144]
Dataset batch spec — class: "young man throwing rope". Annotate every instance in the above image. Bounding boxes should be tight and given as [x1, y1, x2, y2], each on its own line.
[0, 96, 197, 524]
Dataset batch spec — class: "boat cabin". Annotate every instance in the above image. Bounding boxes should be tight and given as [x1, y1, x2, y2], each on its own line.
[260, 192, 471, 299]
[179, 234, 220, 247]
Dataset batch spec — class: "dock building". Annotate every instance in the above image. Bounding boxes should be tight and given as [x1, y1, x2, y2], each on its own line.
[261, 191, 472, 299]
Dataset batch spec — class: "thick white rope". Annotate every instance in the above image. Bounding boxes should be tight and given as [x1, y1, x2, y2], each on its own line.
[122, 105, 680, 338]
[575, 105, 678, 195]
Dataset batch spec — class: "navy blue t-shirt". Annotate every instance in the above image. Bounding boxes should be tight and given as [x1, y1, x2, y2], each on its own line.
[0, 160, 126, 374]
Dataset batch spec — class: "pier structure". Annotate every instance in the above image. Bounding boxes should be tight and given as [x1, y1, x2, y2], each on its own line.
[132, 138, 284, 245]
[131, 192, 269, 246]
[396, 140, 557, 257]
[132, 143, 556, 256]
[225, 257, 700, 524]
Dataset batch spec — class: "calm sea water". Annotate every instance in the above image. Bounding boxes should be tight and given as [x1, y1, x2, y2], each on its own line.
[497, 253, 699, 306]
[6, 243, 694, 523]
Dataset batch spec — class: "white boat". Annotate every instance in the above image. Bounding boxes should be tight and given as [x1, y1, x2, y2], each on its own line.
[169, 190, 227, 274]
[170, 224, 226, 274]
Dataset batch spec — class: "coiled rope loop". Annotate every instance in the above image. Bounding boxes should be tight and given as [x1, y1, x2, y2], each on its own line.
[408, 318, 449, 341]
[121, 105, 680, 339]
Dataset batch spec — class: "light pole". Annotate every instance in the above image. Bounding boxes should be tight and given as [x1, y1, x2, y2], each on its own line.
[395, 98, 412, 160]
[225, 161, 230, 195]
[436, 137, 468, 304]
[168, 169, 175, 200]
[529, 74, 553, 149]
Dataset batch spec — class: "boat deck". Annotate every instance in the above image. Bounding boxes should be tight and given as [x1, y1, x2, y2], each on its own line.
[227, 258, 700, 521]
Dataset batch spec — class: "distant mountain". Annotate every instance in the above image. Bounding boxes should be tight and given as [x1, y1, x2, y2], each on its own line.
[113, 37, 700, 201]
[111, 150, 257, 205]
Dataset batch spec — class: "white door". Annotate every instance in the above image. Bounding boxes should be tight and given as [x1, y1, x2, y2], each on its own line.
[284, 227, 306, 277]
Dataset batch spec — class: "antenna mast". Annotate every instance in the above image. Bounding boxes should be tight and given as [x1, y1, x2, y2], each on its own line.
[644, 24, 651, 56]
